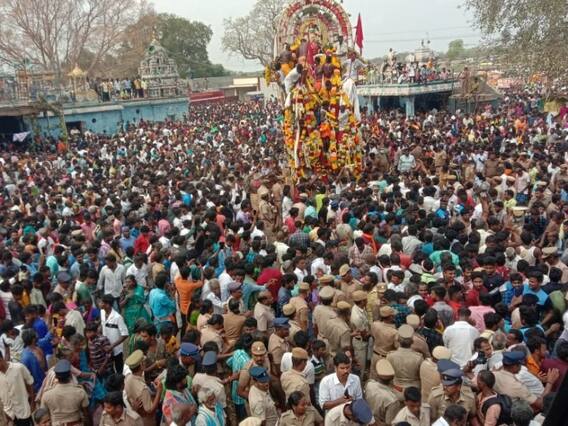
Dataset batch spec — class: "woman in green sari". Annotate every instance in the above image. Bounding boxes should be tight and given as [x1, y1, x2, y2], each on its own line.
[120, 274, 151, 333]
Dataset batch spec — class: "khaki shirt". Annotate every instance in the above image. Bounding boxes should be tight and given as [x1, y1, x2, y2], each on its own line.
[124, 374, 154, 426]
[223, 311, 246, 348]
[366, 288, 382, 322]
[281, 368, 311, 403]
[364, 380, 403, 426]
[254, 302, 275, 333]
[239, 359, 271, 398]
[41, 383, 88, 424]
[249, 385, 279, 426]
[313, 304, 337, 341]
[419, 358, 440, 401]
[279, 407, 322, 426]
[386, 347, 423, 388]
[371, 321, 398, 356]
[268, 334, 290, 367]
[428, 384, 477, 421]
[412, 333, 430, 358]
[340, 280, 363, 304]
[200, 325, 224, 353]
[325, 402, 365, 426]
[289, 296, 309, 330]
[99, 408, 143, 426]
[350, 305, 370, 333]
[326, 317, 352, 356]
[392, 405, 430, 426]
[288, 320, 302, 345]
[493, 369, 537, 405]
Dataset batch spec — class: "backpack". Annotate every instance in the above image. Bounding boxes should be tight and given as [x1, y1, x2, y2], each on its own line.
[482, 393, 513, 425]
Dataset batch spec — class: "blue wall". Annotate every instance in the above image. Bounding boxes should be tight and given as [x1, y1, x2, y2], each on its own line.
[27, 97, 188, 138]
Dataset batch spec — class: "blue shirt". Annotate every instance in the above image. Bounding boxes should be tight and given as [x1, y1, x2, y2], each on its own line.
[119, 236, 136, 252]
[149, 288, 176, 320]
[22, 347, 45, 393]
[522, 285, 552, 313]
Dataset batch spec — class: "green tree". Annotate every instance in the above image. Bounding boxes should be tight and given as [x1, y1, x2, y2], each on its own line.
[157, 14, 226, 78]
[447, 39, 465, 61]
[111, 12, 228, 78]
[466, 0, 568, 86]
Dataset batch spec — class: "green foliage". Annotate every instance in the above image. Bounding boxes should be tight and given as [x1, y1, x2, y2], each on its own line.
[447, 39, 465, 61]
[157, 13, 228, 78]
[466, 0, 568, 84]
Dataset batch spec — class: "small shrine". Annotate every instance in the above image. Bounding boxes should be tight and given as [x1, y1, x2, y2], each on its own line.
[138, 37, 182, 98]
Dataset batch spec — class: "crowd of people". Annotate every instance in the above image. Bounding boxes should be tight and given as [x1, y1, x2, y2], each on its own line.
[0, 89, 566, 426]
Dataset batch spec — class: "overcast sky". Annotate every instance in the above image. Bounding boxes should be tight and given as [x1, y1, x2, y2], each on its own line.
[155, 0, 481, 71]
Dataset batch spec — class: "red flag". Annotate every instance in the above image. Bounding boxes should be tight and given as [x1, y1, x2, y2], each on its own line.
[355, 13, 364, 54]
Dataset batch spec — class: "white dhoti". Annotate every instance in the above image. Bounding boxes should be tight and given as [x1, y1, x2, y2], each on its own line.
[342, 77, 360, 120]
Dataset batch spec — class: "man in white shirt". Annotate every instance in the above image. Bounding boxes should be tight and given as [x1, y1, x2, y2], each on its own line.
[0, 351, 34, 423]
[125, 254, 150, 289]
[443, 307, 480, 367]
[319, 352, 363, 411]
[101, 294, 129, 374]
[97, 254, 125, 303]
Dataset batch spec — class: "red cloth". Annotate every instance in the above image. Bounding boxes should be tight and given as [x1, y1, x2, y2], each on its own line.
[257, 268, 282, 300]
[541, 357, 568, 392]
[134, 234, 150, 255]
[355, 14, 364, 53]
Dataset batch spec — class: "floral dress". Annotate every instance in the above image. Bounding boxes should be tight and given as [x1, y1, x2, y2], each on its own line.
[161, 388, 196, 425]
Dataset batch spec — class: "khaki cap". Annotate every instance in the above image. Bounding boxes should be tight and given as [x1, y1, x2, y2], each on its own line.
[319, 274, 335, 284]
[432, 346, 452, 360]
[376, 283, 388, 293]
[282, 304, 296, 316]
[299, 282, 310, 291]
[125, 350, 144, 369]
[542, 247, 558, 257]
[291, 347, 309, 360]
[339, 264, 351, 276]
[379, 305, 396, 318]
[251, 341, 267, 355]
[319, 286, 335, 300]
[406, 314, 420, 328]
[337, 301, 352, 311]
[352, 290, 368, 302]
[375, 359, 395, 377]
[398, 324, 414, 339]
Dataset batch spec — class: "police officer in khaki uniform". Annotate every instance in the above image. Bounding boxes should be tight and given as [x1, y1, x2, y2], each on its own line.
[280, 348, 312, 403]
[192, 351, 227, 409]
[428, 360, 477, 423]
[268, 317, 291, 377]
[406, 314, 430, 358]
[318, 274, 346, 307]
[420, 346, 451, 401]
[289, 282, 310, 331]
[279, 390, 322, 426]
[370, 305, 398, 380]
[367, 282, 387, 321]
[493, 351, 558, 412]
[248, 366, 279, 426]
[338, 265, 363, 304]
[350, 290, 370, 374]
[326, 301, 354, 357]
[313, 285, 338, 347]
[124, 350, 163, 426]
[40, 360, 91, 426]
[100, 391, 143, 426]
[283, 304, 302, 344]
[386, 324, 424, 389]
[365, 359, 404, 426]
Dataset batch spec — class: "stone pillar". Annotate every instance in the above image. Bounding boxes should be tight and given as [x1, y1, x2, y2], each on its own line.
[400, 96, 415, 117]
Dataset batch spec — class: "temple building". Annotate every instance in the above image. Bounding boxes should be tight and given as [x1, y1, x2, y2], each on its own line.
[138, 38, 183, 98]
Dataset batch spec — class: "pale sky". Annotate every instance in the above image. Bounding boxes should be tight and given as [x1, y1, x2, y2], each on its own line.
[155, 0, 481, 72]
